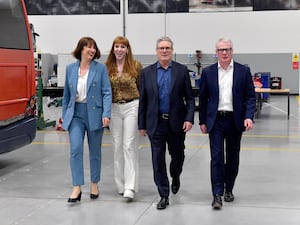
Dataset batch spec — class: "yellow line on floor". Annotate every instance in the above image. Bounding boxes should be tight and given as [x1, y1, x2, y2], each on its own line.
[30, 142, 300, 152]
[241, 147, 300, 152]
[31, 142, 111, 147]
[243, 134, 300, 139]
[32, 142, 69, 145]
[37, 130, 300, 139]
[186, 145, 300, 152]
[181, 145, 300, 152]
[296, 95, 300, 105]
[188, 133, 300, 139]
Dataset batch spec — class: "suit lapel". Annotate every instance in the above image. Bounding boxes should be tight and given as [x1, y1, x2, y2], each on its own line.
[212, 64, 219, 91]
[169, 61, 176, 93]
[70, 62, 79, 94]
[87, 61, 96, 93]
[232, 62, 239, 91]
[149, 63, 158, 98]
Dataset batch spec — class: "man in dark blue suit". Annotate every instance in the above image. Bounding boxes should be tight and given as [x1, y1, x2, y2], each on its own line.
[138, 36, 195, 210]
[199, 38, 256, 209]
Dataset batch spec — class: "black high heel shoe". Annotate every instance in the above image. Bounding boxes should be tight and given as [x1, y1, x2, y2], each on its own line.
[90, 185, 99, 199]
[90, 192, 99, 199]
[67, 191, 82, 203]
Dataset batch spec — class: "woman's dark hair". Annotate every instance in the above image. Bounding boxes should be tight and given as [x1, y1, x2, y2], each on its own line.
[72, 37, 101, 60]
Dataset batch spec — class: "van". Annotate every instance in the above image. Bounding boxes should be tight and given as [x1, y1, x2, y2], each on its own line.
[0, 0, 36, 154]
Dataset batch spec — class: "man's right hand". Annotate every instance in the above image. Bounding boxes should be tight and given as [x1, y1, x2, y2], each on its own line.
[200, 124, 207, 134]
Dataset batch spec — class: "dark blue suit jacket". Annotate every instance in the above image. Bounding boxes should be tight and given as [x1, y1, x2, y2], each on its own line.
[138, 61, 195, 136]
[199, 62, 256, 133]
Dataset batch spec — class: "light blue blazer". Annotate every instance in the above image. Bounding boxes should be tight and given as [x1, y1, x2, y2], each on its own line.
[62, 60, 112, 131]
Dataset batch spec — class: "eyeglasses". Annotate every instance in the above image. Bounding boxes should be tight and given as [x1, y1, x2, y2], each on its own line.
[217, 48, 232, 53]
[157, 46, 172, 51]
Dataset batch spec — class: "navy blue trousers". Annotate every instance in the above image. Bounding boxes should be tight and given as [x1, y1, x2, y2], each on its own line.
[148, 118, 186, 198]
[209, 114, 242, 196]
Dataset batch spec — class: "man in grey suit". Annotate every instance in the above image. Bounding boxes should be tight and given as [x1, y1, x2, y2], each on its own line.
[138, 36, 195, 210]
[199, 38, 256, 209]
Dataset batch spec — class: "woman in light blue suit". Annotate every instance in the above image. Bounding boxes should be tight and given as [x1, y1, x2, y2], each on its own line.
[62, 37, 112, 203]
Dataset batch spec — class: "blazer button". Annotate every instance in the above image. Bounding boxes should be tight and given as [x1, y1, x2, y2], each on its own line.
[93, 107, 95, 110]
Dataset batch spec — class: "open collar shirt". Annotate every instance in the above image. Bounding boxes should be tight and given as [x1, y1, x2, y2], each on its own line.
[217, 60, 233, 111]
[157, 62, 172, 114]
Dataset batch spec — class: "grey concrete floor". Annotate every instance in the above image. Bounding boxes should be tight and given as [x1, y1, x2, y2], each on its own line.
[0, 95, 299, 225]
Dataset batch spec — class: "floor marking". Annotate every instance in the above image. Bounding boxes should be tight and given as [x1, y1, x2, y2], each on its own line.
[296, 96, 300, 105]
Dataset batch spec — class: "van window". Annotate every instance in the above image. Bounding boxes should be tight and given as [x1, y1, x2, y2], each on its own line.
[0, 0, 29, 50]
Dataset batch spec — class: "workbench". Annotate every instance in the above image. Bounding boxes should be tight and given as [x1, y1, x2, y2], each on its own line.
[255, 88, 290, 119]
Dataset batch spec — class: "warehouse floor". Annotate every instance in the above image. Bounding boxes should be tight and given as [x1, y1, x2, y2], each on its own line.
[0, 95, 299, 225]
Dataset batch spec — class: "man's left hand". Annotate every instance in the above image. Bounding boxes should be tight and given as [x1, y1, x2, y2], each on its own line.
[244, 118, 253, 131]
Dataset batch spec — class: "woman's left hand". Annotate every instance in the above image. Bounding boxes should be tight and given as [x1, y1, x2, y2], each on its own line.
[102, 117, 110, 127]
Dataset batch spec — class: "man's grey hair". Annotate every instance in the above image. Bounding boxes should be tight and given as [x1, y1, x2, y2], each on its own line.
[215, 38, 233, 49]
[156, 36, 174, 49]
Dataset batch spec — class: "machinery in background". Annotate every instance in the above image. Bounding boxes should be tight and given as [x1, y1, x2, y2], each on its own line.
[36, 72, 56, 130]
[33, 37, 56, 129]
[254, 72, 271, 101]
[190, 50, 202, 112]
[270, 77, 282, 89]
[195, 50, 202, 75]
[46, 63, 61, 107]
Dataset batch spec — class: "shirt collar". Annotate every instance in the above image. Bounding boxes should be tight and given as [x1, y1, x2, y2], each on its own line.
[218, 59, 233, 70]
[157, 61, 172, 69]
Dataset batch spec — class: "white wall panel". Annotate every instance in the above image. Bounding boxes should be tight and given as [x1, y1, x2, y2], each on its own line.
[28, 15, 123, 54]
[29, 10, 300, 54]
[167, 10, 300, 54]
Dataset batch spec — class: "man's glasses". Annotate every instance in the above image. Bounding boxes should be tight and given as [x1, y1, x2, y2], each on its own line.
[217, 48, 232, 53]
[157, 46, 172, 51]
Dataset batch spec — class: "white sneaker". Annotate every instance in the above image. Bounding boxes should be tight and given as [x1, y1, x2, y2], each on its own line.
[123, 189, 134, 200]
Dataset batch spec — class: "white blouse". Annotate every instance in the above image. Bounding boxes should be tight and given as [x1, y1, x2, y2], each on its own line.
[76, 68, 89, 103]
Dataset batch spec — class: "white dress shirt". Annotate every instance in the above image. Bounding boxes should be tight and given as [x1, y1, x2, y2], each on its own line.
[218, 60, 233, 111]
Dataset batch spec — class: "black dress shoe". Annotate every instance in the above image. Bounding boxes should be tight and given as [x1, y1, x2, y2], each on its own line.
[68, 191, 82, 203]
[157, 197, 169, 210]
[171, 177, 180, 194]
[224, 191, 234, 202]
[211, 195, 222, 209]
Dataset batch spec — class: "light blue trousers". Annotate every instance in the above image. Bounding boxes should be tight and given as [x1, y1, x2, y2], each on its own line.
[68, 103, 104, 186]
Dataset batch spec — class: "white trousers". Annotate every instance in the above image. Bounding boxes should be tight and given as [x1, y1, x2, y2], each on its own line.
[110, 99, 139, 193]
